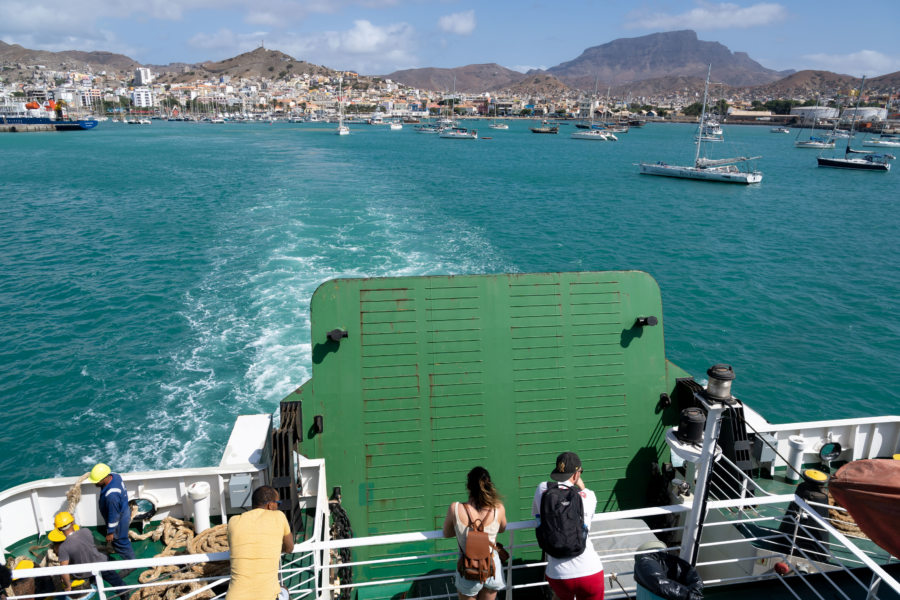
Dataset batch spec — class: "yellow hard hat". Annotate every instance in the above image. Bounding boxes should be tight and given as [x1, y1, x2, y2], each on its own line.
[89, 463, 112, 483]
[48, 528, 66, 542]
[54, 511, 75, 529]
[15, 560, 35, 570]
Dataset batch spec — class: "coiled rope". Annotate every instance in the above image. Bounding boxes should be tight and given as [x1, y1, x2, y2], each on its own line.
[827, 491, 868, 539]
[128, 518, 229, 600]
[7, 475, 230, 600]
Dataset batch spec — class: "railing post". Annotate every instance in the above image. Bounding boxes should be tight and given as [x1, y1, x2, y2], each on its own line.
[679, 403, 724, 566]
[505, 530, 514, 600]
[866, 574, 882, 600]
[95, 568, 107, 600]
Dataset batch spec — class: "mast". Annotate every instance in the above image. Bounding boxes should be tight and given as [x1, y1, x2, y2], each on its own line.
[846, 75, 866, 154]
[796, 94, 819, 141]
[338, 77, 344, 128]
[695, 64, 712, 167]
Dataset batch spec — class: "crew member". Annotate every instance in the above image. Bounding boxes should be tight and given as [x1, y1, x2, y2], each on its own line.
[89, 463, 135, 561]
[49, 511, 127, 597]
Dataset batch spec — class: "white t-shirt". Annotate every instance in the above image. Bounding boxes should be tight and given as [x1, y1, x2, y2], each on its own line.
[532, 481, 604, 579]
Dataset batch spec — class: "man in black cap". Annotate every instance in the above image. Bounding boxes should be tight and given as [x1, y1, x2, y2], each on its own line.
[532, 452, 604, 600]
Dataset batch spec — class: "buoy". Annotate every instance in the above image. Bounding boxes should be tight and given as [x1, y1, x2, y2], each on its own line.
[774, 561, 791, 575]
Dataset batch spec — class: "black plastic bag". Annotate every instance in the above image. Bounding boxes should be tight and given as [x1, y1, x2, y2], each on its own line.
[633, 551, 703, 600]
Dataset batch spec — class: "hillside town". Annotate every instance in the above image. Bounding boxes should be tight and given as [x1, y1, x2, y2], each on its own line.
[3, 55, 898, 126]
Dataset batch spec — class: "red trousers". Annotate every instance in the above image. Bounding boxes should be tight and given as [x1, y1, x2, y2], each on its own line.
[546, 571, 605, 600]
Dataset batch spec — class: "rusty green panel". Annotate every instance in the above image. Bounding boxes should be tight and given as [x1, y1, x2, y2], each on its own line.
[299, 271, 672, 570]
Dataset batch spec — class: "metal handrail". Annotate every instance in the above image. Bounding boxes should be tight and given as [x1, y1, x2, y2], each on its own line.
[7, 495, 899, 600]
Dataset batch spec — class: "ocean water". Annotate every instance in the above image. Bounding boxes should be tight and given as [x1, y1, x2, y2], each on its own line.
[1, 120, 898, 491]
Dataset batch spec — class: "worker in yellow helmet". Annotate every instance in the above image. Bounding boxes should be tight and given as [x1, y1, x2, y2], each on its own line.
[89, 463, 135, 561]
[48, 511, 127, 597]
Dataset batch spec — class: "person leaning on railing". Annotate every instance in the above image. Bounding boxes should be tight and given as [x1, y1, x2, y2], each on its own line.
[226, 485, 294, 600]
[442, 466, 508, 600]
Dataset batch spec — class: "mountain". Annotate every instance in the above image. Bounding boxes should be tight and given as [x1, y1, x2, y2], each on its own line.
[739, 70, 900, 99]
[502, 73, 569, 97]
[746, 70, 860, 99]
[0, 40, 139, 72]
[546, 30, 793, 90]
[383, 63, 525, 92]
[155, 48, 334, 84]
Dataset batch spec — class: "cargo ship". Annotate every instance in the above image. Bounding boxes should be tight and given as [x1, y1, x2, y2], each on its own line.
[0, 101, 98, 130]
[2, 271, 898, 600]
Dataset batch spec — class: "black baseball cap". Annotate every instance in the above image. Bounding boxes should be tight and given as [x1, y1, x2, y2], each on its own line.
[550, 452, 582, 482]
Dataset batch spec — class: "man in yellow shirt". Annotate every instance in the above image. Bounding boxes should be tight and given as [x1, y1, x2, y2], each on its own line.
[226, 486, 294, 600]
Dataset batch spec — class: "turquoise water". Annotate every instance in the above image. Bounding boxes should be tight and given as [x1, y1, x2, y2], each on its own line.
[1, 120, 898, 491]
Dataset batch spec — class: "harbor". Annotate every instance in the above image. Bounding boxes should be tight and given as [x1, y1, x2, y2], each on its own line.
[1, 117, 899, 600]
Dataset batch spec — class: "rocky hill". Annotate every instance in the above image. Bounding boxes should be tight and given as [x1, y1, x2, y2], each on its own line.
[501, 73, 569, 97]
[155, 48, 334, 83]
[384, 63, 525, 92]
[736, 70, 900, 100]
[0, 40, 140, 76]
[547, 30, 793, 90]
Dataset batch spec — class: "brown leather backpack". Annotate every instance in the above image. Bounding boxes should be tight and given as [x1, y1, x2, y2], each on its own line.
[456, 503, 497, 583]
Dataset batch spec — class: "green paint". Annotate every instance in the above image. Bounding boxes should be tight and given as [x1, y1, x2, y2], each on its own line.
[293, 271, 684, 581]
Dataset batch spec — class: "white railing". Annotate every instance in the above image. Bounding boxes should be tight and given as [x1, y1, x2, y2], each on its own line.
[8, 494, 899, 600]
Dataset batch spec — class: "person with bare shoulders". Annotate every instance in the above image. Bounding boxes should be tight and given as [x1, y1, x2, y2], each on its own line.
[442, 466, 508, 600]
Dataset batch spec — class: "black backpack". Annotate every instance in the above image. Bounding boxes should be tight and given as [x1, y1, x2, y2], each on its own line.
[535, 482, 587, 558]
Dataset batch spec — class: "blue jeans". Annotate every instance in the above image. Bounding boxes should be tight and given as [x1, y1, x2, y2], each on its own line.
[111, 537, 135, 561]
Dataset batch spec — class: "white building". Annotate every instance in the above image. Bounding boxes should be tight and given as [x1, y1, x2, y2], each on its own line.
[790, 106, 839, 120]
[840, 107, 887, 122]
[132, 87, 154, 107]
[135, 68, 153, 86]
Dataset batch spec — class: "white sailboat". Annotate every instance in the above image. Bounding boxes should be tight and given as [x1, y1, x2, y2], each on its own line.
[439, 126, 478, 139]
[571, 81, 612, 141]
[638, 65, 762, 184]
[862, 90, 900, 148]
[488, 102, 508, 130]
[794, 95, 834, 148]
[336, 78, 350, 136]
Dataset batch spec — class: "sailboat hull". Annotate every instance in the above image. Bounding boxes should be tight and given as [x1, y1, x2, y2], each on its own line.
[816, 156, 890, 171]
[862, 139, 900, 148]
[639, 162, 763, 184]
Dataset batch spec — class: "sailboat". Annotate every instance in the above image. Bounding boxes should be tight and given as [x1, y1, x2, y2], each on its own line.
[638, 65, 762, 184]
[571, 80, 612, 141]
[488, 102, 508, 130]
[817, 76, 895, 171]
[794, 95, 835, 148]
[336, 78, 350, 136]
[862, 90, 900, 148]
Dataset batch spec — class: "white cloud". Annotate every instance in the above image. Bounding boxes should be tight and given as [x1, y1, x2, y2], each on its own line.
[188, 29, 266, 53]
[625, 1, 787, 30]
[802, 50, 900, 77]
[509, 65, 546, 73]
[438, 10, 476, 36]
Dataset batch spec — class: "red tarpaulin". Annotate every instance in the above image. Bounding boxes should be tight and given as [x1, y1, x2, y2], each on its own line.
[829, 459, 900, 558]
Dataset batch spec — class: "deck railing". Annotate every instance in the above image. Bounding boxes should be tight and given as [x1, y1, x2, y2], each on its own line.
[6, 493, 899, 600]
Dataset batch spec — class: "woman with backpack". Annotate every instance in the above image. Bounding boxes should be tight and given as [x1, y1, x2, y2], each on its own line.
[442, 466, 508, 600]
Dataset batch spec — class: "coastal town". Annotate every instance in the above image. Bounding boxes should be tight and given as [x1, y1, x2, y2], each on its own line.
[2, 46, 897, 126]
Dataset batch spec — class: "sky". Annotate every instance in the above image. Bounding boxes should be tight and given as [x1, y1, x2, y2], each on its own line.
[2, 0, 899, 78]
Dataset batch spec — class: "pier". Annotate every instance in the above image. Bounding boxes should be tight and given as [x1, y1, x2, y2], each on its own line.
[0, 124, 57, 133]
